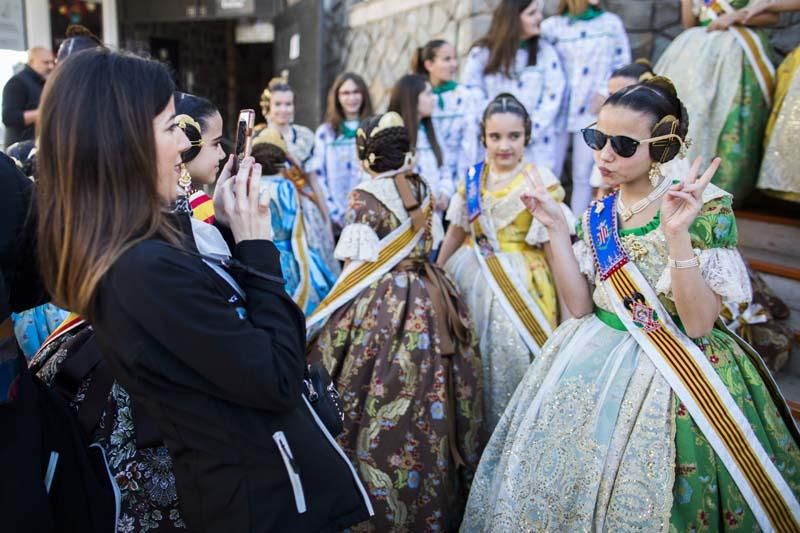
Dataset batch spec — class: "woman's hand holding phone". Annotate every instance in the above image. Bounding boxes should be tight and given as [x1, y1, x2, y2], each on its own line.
[218, 156, 272, 243]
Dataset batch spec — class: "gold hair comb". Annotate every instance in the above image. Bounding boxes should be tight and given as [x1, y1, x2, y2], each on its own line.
[370, 111, 405, 139]
[174, 114, 204, 147]
[253, 127, 288, 153]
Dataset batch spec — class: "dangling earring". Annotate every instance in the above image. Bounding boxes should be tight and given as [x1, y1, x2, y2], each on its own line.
[649, 162, 663, 188]
[179, 163, 192, 192]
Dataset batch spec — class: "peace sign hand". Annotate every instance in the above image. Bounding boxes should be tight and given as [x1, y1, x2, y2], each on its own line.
[520, 166, 568, 233]
[660, 157, 721, 238]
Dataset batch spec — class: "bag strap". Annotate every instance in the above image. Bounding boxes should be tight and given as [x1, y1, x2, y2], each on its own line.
[394, 173, 426, 232]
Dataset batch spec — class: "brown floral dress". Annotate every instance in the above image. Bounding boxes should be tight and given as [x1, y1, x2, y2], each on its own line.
[308, 174, 484, 532]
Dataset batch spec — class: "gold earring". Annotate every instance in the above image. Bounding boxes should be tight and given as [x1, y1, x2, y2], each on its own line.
[179, 163, 192, 190]
[649, 162, 663, 188]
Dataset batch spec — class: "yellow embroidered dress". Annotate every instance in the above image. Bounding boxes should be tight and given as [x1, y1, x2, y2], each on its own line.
[444, 162, 573, 429]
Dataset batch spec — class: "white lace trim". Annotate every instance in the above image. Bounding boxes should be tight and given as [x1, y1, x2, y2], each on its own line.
[525, 203, 577, 245]
[573, 239, 596, 281]
[355, 177, 408, 223]
[655, 247, 752, 306]
[432, 212, 445, 249]
[445, 192, 469, 230]
[334, 223, 380, 262]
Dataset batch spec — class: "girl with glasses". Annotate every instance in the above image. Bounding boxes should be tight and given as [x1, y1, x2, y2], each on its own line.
[461, 76, 800, 531]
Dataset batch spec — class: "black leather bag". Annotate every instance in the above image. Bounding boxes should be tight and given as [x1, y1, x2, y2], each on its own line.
[303, 362, 344, 437]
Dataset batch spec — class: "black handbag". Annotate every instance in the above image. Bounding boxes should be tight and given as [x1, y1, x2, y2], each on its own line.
[303, 362, 344, 437]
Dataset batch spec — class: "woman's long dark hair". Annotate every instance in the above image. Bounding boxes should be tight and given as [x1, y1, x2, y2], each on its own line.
[387, 74, 443, 167]
[473, 0, 539, 76]
[324, 72, 373, 136]
[37, 49, 179, 319]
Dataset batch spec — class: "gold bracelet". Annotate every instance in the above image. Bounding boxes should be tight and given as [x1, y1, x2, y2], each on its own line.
[667, 255, 700, 269]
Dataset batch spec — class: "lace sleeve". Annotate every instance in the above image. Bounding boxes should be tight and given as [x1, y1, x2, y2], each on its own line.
[525, 203, 577, 245]
[334, 223, 380, 262]
[445, 189, 469, 230]
[655, 247, 752, 306]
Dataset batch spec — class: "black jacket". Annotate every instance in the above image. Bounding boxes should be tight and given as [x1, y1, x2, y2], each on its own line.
[92, 225, 373, 532]
[2, 65, 44, 146]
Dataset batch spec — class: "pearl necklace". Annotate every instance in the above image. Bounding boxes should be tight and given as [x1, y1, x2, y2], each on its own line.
[617, 177, 672, 221]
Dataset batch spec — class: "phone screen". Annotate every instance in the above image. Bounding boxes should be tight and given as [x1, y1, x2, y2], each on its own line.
[232, 109, 255, 174]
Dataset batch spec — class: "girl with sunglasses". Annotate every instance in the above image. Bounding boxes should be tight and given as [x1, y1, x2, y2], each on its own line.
[461, 76, 800, 531]
[437, 93, 573, 431]
[461, 0, 566, 176]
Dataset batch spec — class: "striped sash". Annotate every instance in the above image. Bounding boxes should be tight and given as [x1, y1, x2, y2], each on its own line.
[466, 162, 553, 356]
[707, 0, 776, 105]
[289, 201, 312, 312]
[305, 194, 431, 336]
[588, 192, 800, 532]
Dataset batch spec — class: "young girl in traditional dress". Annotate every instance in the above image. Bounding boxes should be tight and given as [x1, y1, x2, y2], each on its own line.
[388, 74, 450, 212]
[251, 130, 336, 314]
[306, 112, 483, 532]
[461, 0, 566, 175]
[437, 93, 572, 430]
[257, 78, 339, 274]
[541, 0, 630, 215]
[656, 0, 779, 204]
[311, 72, 373, 230]
[413, 39, 479, 206]
[461, 76, 800, 532]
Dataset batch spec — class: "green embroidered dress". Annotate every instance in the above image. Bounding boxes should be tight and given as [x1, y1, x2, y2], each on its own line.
[461, 185, 800, 531]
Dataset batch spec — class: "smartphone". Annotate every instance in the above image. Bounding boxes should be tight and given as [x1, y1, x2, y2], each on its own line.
[232, 109, 256, 174]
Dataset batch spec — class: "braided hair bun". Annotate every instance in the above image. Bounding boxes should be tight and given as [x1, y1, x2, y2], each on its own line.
[356, 112, 412, 173]
[604, 75, 690, 164]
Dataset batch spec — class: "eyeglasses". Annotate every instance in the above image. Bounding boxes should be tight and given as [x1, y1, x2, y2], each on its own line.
[580, 123, 678, 158]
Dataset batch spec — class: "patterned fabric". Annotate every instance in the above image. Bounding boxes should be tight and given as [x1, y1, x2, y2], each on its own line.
[30, 325, 186, 532]
[444, 165, 565, 430]
[430, 84, 480, 201]
[259, 175, 337, 314]
[541, 11, 631, 132]
[461, 42, 566, 174]
[758, 46, 800, 202]
[11, 303, 69, 358]
[461, 194, 800, 531]
[656, 0, 774, 203]
[310, 121, 365, 225]
[307, 176, 484, 532]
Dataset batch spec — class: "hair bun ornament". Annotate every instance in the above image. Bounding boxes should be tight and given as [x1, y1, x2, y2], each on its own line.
[369, 111, 405, 139]
[634, 57, 653, 68]
[649, 114, 683, 163]
[638, 71, 655, 82]
[253, 128, 288, 154]
[643, 75, 678, 98]
[174, 114, 204, 147]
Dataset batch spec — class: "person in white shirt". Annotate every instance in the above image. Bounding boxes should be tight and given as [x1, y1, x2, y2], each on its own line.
[412, 39, 480, 202]
[461, 0, 566, 176]
[541, 0, 631, 215]
[310, 72, 374, 231]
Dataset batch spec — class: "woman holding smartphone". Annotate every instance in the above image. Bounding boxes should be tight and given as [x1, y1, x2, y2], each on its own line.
[36, 49, 373, 532]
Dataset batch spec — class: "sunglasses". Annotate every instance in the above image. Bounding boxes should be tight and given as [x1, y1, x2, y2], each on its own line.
[580, 123, 678, 158]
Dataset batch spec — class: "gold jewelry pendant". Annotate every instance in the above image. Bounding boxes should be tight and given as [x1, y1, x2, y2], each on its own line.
[179, 163, 192, 189]
[649, 162, 663, 188]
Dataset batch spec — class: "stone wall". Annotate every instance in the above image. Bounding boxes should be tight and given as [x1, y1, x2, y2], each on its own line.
[325, 0, 800, 109]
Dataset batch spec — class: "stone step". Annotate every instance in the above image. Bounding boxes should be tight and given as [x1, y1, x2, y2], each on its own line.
[736, 211, 800, 262]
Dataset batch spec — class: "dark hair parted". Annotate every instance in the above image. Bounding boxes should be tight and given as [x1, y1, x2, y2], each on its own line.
[474, 0, 539, 76]
[356, 113, 411, 174]
[251, 142, 288, 176]
[325, 72, 373, 136]
[480, 93, 532, 146]
[411, 39, 448, 76]
[175, 92, 218, 164]
[603, 76, 690, 163]
[260, 77, 292, 119]
[387, 74, 443, 167]
[37, 49, 179, 319]
[611, 59, 655, 83]
[56, 24, 104, 63]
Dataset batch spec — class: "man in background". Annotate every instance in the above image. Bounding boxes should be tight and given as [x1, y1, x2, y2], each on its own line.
[2, 47, 54, 147]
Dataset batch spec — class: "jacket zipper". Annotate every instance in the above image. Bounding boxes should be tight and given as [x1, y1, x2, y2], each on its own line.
[272, 431, 307, 514]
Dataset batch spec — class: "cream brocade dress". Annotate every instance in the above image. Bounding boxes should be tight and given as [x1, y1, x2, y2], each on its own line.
[461, 184, 800, 531]
[444, 163, 573, 430]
